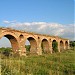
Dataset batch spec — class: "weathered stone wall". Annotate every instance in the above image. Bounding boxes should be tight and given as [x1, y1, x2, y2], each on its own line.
[0, 28, 70, 56]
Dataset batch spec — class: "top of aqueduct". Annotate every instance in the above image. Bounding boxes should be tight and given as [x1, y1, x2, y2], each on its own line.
[0, 27, 69, 40]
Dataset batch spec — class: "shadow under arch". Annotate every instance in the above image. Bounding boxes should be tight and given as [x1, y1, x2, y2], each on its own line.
[60, 40, 64, 51]
[25, 37, 37, 55]
[65, 41, 68, 49]
[41, 39, 50, 54]
[52, 40, 58, 52]
[0, 33, 19, 53]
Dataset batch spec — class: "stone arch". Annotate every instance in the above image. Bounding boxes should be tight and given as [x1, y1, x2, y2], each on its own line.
[25, 37, 37, 54]
[41, 38, 49, 53]
[60, 40, 64, 51]
[0, 33, 19, 53]
[65, 41, 68, 49]
[52, 40, 58, 52]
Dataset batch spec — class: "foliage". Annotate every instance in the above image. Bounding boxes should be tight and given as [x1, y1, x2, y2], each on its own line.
[52, 42, 58, 52]
[70, 41, 75, 47]
[0, 47, 12, 56]
[25, 45, 31, 52]
[1, 48, 75, 75]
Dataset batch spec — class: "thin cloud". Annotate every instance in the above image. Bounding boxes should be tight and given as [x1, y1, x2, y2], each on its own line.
[3, 20, 16, 24]
[3, 20, 10, 24]
[5, 21, 74, 40]
[38, 25, 46, 30]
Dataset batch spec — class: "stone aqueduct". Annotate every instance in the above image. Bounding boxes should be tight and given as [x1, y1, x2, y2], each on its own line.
[0, 27, 69, 56]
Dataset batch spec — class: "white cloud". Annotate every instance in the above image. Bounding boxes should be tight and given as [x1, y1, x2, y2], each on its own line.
[3, 21, 74, 41]
[0, 21, 74, 47]
[38, 25, 46, 30]
[3, 20, 17, 25]
[23, 23, 31, 26]
[3, 20, 10, 24]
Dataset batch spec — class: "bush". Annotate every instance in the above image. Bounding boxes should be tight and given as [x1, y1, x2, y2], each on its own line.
[1, 49, 75, 75]
[70, 41, 75, 47]
[0, 47, 12, 56]
[52, 42, 58, 52]
[25, 45, 31, 52]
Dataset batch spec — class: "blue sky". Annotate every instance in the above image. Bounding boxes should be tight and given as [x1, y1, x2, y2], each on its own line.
[0, 0, 74, 26]
[0, 0, 74, 47]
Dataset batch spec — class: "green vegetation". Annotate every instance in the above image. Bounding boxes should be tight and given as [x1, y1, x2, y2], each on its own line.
[70, 41, 75, 49]
[0, 48, 75, 75]
[0, 41, 75, 75]
[25, 45, 31, 52]
[0, 47, 12, 56]
[52, 42, 58, 52]
[25, 45, 31, 55]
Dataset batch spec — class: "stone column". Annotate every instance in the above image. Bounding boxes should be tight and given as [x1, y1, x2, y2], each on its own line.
[37, 37, 42, 55]
[63, 41, 66, 50]
[9, 39, 20, 54]
[19, 39, 26, 56]
[68, 40, 70, 49]
[49, 40, 52, 54]
[58, 41, 60, 52]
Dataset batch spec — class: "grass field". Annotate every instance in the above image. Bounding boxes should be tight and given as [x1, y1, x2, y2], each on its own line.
[1, 48, 75, 75]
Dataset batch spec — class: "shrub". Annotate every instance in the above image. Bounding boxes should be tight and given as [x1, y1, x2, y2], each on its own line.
[0, 47, 12, 56]
[25, 45, 31, 52]
[52, 42, 58, 52]
[70, 41, 75, 47]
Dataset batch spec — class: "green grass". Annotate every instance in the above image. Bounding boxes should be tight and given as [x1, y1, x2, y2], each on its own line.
[1, 48, 75, 75]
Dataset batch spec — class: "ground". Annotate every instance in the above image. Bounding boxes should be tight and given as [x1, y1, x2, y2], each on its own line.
[1, 48, 75, 75]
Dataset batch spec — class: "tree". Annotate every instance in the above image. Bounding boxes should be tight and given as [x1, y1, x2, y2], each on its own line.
[72, 42, 75, 47]
[70, 41, 75, 47]
[52, 42, 58, 52]
[0, 47, 12, 56]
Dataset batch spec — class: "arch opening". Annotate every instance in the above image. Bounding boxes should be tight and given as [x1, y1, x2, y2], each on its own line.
[25, 40, 30, 54]
[60, 40, 64, 51]
[0, 34, 19, 55]
[65, 41, 68, 49]
[1, 34, 19, 52]
[25, 37, 37, 55]
[41, 39, 49, 54]
[52, 40, 58, 52]
[19, 34, 24, 41]
[0, 37, 12, 56]
[0, 37, 11, 48]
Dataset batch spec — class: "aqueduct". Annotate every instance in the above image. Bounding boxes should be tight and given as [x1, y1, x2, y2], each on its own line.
[0, 27, 69, 56]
